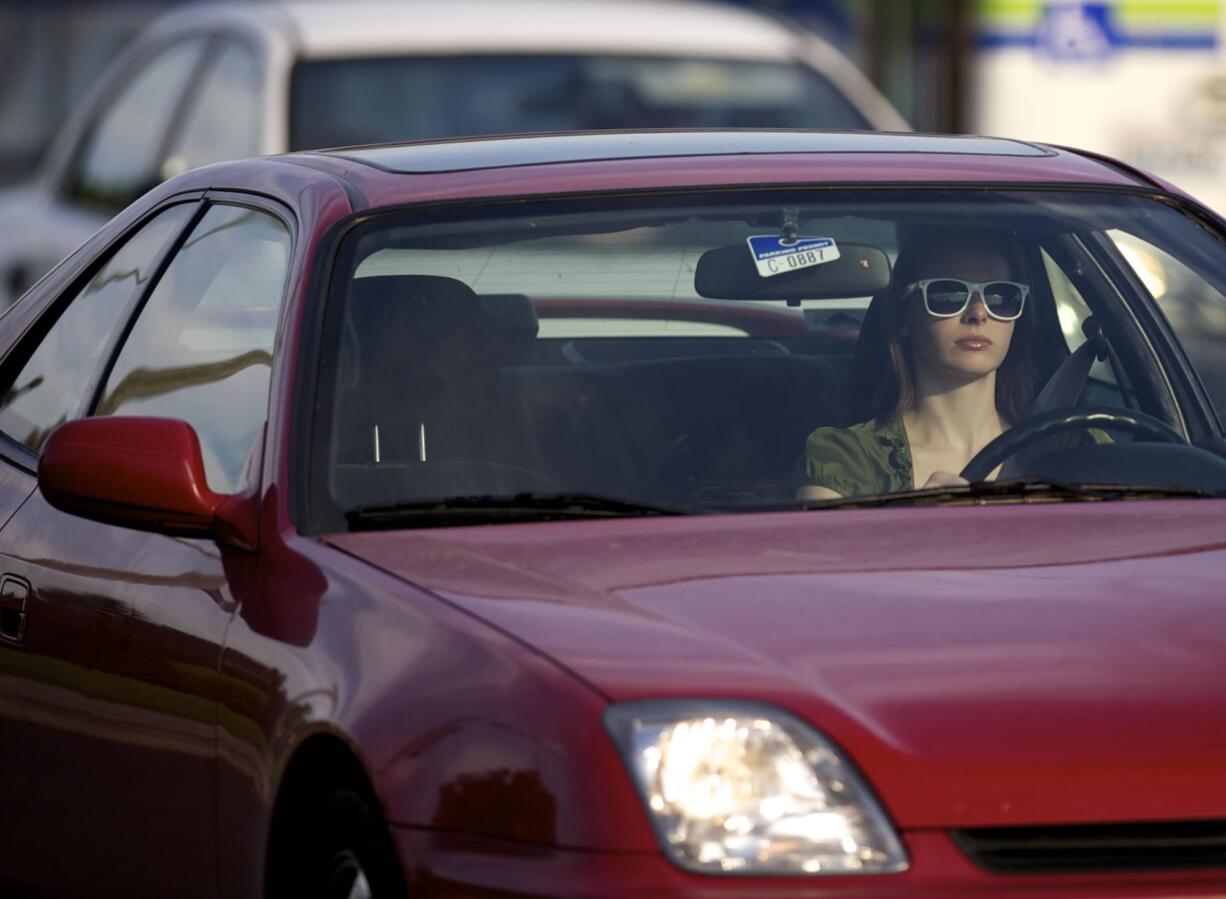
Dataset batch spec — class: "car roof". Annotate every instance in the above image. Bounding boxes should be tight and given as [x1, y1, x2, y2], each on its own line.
[155, 0, 810, 60]
[329, 131, 1055, 174]
[293, 130, 1156, 204]
[168, 130, 1162, 213]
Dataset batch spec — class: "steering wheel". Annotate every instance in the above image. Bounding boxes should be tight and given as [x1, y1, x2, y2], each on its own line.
[960, 406, 1186, 482]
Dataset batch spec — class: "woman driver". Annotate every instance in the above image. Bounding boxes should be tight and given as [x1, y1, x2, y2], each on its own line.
[798, 226, 1035, 500]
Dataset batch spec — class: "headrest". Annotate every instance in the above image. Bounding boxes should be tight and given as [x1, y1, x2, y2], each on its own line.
[346, 276, 538, 384]
[846, 289, 892, 424]
[350, 274, 477, 305]
[349, 275, 481, 348]
[477, 293, 539, 339]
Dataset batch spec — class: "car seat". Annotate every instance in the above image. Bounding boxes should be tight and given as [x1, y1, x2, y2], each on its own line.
[333, 274, 550, 505]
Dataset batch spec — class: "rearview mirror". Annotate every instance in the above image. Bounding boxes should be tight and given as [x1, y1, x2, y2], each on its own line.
[695, 241, 890, 300]
[39, 417, 256, 549]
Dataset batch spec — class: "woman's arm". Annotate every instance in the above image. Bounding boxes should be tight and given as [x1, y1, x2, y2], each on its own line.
[796, 484, 843, 500]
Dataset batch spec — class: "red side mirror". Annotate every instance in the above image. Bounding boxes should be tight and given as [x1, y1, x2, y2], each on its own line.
[39, 417, 256, 549]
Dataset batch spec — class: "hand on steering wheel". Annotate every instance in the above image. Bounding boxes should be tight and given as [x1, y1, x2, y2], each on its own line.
[959, 406, 1185, 483]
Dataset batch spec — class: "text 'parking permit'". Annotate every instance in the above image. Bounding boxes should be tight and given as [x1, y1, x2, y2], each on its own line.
[747, 235, 840, 278]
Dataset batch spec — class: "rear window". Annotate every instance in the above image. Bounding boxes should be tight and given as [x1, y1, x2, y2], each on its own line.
[289, 54, 869, 149]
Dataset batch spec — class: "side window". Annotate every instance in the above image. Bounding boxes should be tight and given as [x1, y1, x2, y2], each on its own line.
[1108, 229, 1226, 418]
[96, 204, 291, 493]
[0, 204, 196, 454]
[164, 39, 262, 178]
[68, 38, 208, 209]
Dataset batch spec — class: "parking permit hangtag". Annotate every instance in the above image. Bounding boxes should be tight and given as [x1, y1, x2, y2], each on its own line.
[746, 235, 840, 278]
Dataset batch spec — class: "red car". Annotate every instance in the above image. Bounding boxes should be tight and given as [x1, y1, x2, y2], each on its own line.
[2, 131, 1226, 898]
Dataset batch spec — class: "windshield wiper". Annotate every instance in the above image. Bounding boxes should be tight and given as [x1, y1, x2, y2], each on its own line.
[797, 478, 1217, 511]
[345, 492, 698, 530]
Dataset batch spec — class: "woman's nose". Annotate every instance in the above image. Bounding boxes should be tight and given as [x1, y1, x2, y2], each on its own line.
[962, 291, 989, 323]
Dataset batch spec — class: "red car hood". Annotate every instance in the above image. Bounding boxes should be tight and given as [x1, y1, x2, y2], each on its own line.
[326, 501, 1226, 829]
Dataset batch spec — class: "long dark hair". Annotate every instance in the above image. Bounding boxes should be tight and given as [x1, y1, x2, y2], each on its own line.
[858, 226, 1036, 425]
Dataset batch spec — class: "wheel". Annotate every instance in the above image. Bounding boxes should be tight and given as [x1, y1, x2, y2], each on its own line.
[960, 406, 1185, 482]
[267, 786, 405, 899]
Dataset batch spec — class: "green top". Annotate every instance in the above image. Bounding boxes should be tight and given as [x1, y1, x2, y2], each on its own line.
[803, 417, 913, 497]
[803, 416, 1112, 497]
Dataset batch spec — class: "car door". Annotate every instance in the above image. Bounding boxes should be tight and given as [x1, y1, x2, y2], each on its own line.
[0, 198, 293, 898]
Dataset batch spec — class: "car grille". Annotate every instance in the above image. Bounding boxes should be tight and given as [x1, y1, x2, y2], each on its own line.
[952, 820, 1226, 873]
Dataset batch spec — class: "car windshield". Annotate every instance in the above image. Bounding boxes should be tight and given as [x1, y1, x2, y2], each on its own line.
[310, 188, 1226, 530]
[289, 55, 870, 149]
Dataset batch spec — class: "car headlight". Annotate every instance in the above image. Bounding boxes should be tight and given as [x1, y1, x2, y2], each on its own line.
[604, 701, 908, 875]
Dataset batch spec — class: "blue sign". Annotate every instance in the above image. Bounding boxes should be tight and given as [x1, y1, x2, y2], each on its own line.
[1036, 2, 1115, 61]
[981, 1, 1218, 58]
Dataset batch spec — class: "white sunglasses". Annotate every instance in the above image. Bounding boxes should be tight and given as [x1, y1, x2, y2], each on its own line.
[906, 278, 1029, 321]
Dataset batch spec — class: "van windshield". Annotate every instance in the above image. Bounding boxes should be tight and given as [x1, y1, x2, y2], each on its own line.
[289, 54, 870, 149]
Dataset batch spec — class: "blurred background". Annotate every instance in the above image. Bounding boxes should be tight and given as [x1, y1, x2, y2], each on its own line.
[2, 0, 1226, 411]
[2, 0, 1226, 391]
[5, 0, 1226, 200]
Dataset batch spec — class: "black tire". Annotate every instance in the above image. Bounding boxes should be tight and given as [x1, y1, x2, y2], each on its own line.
[267, 786, 406, 899]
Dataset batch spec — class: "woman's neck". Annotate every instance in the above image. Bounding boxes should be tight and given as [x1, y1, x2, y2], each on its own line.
[904, 371, 1005, 453]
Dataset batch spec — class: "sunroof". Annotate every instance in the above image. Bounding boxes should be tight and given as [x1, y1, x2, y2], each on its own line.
[327, 131, 1054, 174]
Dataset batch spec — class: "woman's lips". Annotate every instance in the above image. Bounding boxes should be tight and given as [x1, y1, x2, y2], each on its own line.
[956, 336, 993, 350]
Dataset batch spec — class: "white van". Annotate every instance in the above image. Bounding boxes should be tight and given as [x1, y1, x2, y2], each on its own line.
[0, 0, 906, 307]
